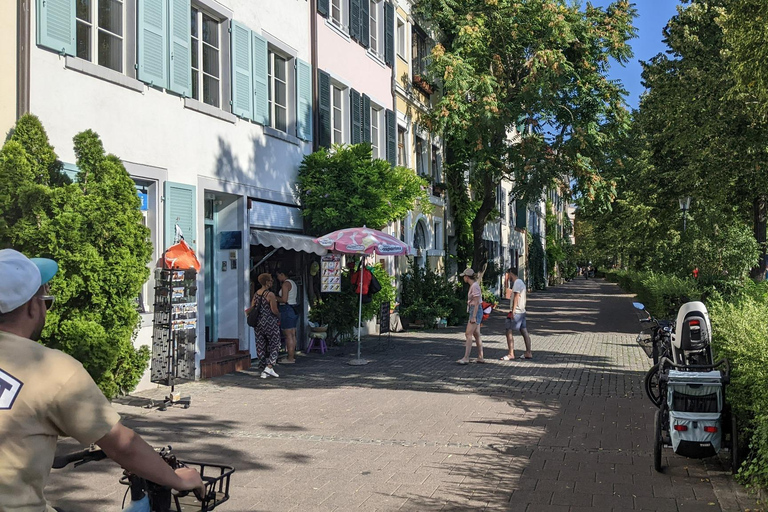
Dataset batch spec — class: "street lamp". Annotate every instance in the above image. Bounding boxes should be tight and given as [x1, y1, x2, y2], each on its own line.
[679, 196, 691, 232]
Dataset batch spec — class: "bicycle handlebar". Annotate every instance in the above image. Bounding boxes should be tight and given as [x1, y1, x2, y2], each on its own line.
[52, 447, 106, 469]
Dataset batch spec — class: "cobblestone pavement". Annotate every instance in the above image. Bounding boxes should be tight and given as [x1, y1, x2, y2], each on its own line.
[48, 279, 760, 511]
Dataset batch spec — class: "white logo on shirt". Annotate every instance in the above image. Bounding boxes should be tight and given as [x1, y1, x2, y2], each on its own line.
[0, 368, 23, 410]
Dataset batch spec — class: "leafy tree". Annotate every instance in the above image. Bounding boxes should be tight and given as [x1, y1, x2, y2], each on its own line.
[639, 1, 767, 279]
[297, 144, 429, 235]
[415, 0, 637, 272]
[0, 115, 152, 397]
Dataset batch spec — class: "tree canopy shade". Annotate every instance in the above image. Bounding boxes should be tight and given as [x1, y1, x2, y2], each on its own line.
[297, 144, 429, 235]
[415, 0, 637, 271]
[0, 115, 153, 397]
[639, 1, 767, 278]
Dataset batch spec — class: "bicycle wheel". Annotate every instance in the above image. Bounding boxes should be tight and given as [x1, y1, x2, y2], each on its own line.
[645, 364, 662, 408]
[654, 408, 664, 472]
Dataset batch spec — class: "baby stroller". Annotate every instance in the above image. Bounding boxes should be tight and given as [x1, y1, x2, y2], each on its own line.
[647, 302, 739, 473]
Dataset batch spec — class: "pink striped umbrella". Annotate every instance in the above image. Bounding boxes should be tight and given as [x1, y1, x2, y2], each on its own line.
[313, 226, 411, 365]
[314, 226, 412, 256]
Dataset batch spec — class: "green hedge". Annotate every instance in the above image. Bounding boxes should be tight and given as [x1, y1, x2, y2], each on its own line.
[603, 270, 701, 318]
[710, 294, 768, 492]
[607, 269, 768, 493]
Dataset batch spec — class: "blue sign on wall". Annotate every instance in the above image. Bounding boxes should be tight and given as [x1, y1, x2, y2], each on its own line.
[138, 192, 148, 211]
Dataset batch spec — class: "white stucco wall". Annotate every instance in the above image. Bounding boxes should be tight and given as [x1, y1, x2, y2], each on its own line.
[27, 0, 311, 389]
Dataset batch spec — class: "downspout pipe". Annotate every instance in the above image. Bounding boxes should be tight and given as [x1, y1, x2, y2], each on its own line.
[17, 0, 30, 119]
[310, 0, 319, 153]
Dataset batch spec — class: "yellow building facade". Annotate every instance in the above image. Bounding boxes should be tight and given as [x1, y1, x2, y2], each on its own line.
[391, 0, 446, 275]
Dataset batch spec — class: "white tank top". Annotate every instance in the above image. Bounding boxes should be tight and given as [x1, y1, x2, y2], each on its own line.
[280, 279, 298, 305]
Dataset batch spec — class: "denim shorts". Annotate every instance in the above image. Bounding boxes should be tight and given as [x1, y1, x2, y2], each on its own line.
[505, 312, 527, 331]
[279, 303, 298, 329]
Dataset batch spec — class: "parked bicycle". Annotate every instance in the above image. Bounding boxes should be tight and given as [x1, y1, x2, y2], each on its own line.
[52, 445, 234, 512]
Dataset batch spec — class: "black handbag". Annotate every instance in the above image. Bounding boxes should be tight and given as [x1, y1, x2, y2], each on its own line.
[247, 291, 266, 327]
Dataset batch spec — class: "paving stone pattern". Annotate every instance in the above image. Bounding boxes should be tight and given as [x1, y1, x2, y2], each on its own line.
[48, 279, 759, 511]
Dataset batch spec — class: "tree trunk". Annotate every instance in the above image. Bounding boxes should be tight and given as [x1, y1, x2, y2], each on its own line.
[471, 172, 497, 279]
[750, 195, 767, 281]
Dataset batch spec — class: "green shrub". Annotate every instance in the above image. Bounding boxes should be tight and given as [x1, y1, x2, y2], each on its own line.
[0, 116, 152, 398]
[710, 294, 768, 492]
[308, 263, 395, 342]
[400, 259, 462, 327]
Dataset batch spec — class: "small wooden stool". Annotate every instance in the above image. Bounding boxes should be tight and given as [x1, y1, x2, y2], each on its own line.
[306, 331, 328, 354]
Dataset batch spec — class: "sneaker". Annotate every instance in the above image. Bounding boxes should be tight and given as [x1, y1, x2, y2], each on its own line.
[260, 371, 268, 379]
[263, 367, 279, 378]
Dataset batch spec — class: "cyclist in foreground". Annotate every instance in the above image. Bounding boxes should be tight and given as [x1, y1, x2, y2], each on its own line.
[0, 249, 203, 512]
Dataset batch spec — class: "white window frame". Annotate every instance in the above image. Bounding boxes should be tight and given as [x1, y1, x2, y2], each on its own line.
[76, 0, 125, 73]
[433, 219, 443, 251]
[331, 0, 345, 28]
[331, 84, 346, 144]
[369, 0, 379, 54]
[370, 106, 382, 159]
[415, 135, 428, 176]
[268, 50, 289, 133]
[191, 6, 222, 108]
[396, 17, 406, 60]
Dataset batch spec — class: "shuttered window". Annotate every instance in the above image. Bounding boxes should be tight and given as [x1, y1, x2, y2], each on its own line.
[318, 70, 332, 148]
[350, 89, 362, 144]
[230, 20, 252, 117]
[191, 6, 222, 104]
[516, 201, 527, 230]
[138, 0, 168, 88]
[268, 52, 288, 132]
[362, 94, 371, 144]
[37, 0, 76, 56]
[332, 85, 344, 144]
[370, 107, 380, 158]
[252, 32, 269, 125]
[349, 0, 360, 41]
[164, 182, 197, 250]
[317, 0, 329, 17]
[296, 59, 313, 141]
[385, 109, 396, 166]
[168, 0, 190, 96]
[383, 1, 394, 67]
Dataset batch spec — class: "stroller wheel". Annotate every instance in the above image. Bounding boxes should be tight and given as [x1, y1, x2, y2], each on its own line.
[654, 409, 664, 472]
[731, 414, 740, 474]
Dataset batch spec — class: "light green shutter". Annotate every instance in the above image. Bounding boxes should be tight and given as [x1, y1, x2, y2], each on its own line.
[168, 0, 191, 96]
[164, 182, 196, 250]
[318, 70, 332, 148]
[296, 59, 313, 141]
[350, 89, 361, 145]
[252, 33, 269, 125]
[138, 0, 168, 88]
[385, 109, 396, 166]
[230, 21, 252, 118]
[36, 0, 76, 55]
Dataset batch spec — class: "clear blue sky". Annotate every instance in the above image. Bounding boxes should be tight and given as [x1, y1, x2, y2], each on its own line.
[589, 0, 683, 110]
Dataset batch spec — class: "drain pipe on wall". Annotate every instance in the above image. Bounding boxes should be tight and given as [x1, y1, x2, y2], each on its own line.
[17, 0, 30, 118]
[310, 0, 319, 153]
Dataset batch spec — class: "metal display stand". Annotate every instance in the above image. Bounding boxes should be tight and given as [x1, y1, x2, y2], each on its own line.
[149, 265, 197, 410]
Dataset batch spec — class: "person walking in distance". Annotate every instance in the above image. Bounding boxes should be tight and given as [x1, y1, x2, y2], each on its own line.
[501, 267, 533, 360]
[457, 268, 484, 364]
[249, 273, 281, 378]
[276, 270, 299, 364]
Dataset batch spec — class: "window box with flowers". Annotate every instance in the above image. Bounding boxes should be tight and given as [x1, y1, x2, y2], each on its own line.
[413, 74, 434, 95]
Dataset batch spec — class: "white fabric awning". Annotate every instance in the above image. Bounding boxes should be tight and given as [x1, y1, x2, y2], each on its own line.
[250, 229, 327, 256]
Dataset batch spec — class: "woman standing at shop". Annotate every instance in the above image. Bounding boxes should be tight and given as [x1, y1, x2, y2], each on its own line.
[276, 270, 299, 363]
[250, 273, 280, 378]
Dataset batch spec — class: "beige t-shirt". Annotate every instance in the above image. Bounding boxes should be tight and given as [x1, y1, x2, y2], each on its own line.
[0, 331, 121, 512]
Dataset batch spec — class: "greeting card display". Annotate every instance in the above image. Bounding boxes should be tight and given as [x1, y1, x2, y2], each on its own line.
[321, 254, 342, 293]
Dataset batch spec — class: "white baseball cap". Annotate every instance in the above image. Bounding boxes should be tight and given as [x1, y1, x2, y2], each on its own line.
[0, 249, 59, 314]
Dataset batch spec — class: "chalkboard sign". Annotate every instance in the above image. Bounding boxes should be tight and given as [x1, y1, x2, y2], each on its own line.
[379, 301, 390, 333]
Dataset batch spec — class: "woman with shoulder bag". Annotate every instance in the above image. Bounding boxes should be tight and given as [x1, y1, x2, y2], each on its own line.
[247, 273, 281, 378]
